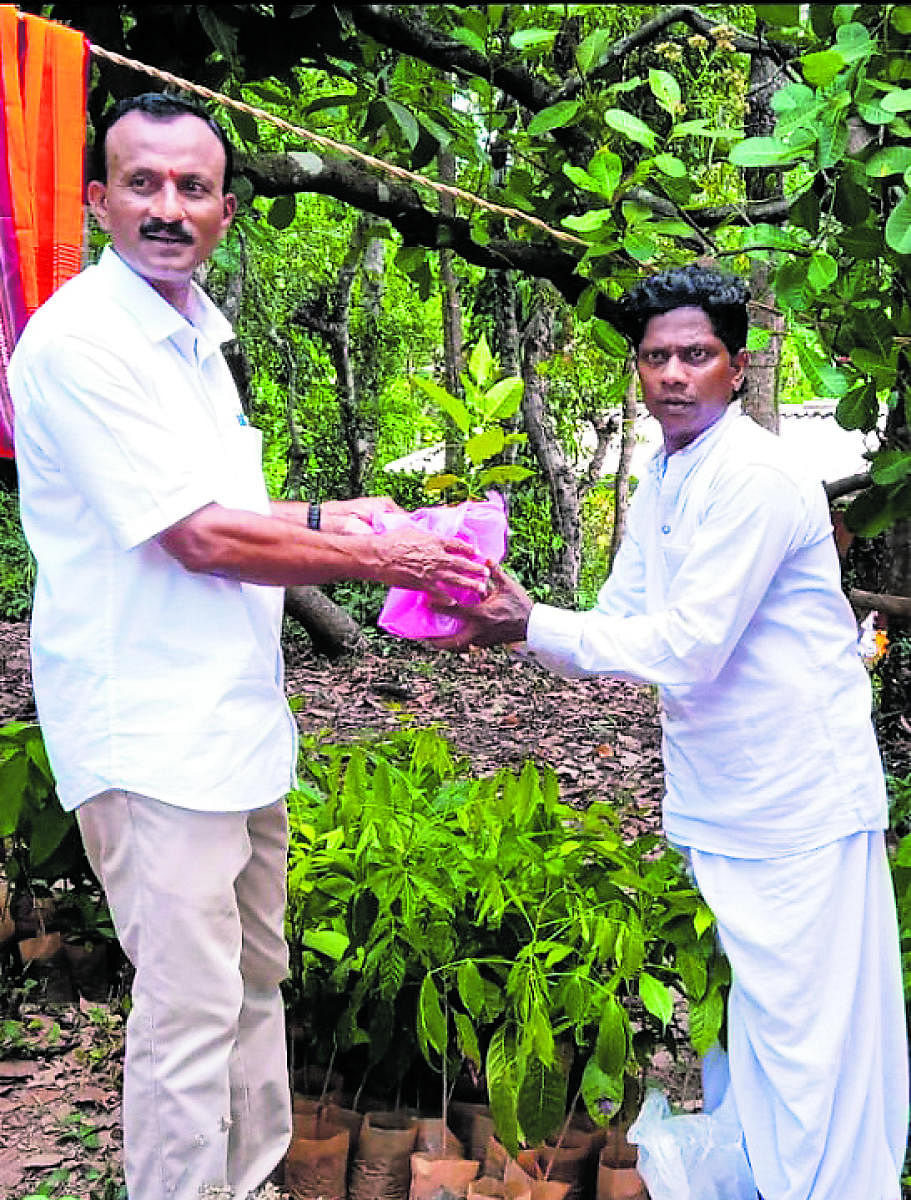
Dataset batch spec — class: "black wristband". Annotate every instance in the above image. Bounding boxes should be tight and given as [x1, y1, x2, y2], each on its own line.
[307, 502, 321, 531]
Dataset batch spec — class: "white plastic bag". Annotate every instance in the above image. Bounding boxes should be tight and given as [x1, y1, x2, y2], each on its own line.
[627, 1060, 756, 1200]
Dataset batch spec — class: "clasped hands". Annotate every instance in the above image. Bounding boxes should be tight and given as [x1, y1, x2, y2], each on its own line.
[429, 565, 533, 650]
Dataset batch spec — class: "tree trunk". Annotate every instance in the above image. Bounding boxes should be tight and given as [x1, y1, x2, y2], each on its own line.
[742, 20, 783, 433]
[609, 367, 639, 569]
[521, 300, 580, 601]
[284, 586, 366, 658]
[439, 147, 466, 475]
[293, 220, 369, 498]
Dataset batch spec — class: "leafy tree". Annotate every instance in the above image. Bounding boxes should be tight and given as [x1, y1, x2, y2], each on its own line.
[728, 3, 911, 717]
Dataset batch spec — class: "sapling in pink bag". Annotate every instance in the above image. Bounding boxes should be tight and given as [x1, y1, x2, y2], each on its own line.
[373, 491, 508, 639]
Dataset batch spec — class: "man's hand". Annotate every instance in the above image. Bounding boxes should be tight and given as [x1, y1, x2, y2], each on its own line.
[428, 566, 533, 648]
[320, 496, 403, 533]
[372, 526, 490, 598]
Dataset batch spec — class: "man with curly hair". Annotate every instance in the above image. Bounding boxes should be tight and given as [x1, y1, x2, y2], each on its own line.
[439, 265, 908, 1200]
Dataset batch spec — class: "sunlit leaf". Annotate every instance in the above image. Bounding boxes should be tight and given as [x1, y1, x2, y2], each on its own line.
[424, 473, 461, 493]
[418, 973, 447, 1059]
[622, 228, 658, 262]
[509, 27, 555, 53]
[729, 136, 804, 167]
[478, 465, 534, 487]
[457, 960, 486, 1020]
[807, 251, 838, 291]
[871, 449, 911, 486]
[384, 98, 420, 149]
[484, 377, 524, 421]
[654, 153, 687, 178]
[562, 209, 614, 235]
[580, 1055, 623, 1123]
[595, 994, 628, 1075]
[865, 146, 911, 177]
[648, 68, 681, 115]
[412, 376, 471, 434]
[486, 1026, 519, 1156]
[469, 334, 495, 389]
[694, 904, 715, 939]
[689, 988, 724, 1054]
[639, 973, 673, 1027]
[576, 27, 614, 75]
[454, 1013, 481, 1069]
[801, 49, 847, 87]
[466, 427, 505, 465]
[528, 100, 582, 137]
[591, 319, 628, 357]
[885, 190, 911, 253]
[604, 108, 656, 151]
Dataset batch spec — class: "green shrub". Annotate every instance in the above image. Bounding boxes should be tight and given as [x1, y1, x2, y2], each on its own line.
[285, 725, 726, 1147]
[0, 488, 33, 621]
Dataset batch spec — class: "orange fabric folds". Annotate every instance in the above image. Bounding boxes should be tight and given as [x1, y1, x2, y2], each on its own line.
[0, 6, 88, 457]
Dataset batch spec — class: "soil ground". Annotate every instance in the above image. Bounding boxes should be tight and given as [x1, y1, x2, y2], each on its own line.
[0, 618, 672, 1200]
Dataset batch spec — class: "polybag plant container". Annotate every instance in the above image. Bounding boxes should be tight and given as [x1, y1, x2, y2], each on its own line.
[374, 492, 508, 640]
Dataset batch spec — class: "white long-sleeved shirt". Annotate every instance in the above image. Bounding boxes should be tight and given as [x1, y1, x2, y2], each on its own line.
[10, 248, 297, 812]
[526, 405, 887, 857]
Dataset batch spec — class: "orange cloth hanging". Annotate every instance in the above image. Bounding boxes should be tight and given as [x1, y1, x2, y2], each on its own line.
[0, 5, 88, 457]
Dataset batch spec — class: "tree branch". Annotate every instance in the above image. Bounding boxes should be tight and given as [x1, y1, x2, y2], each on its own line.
[239, 149, 791, 318]
[850, 589, 911, 620]
[825, 471, 873, 502]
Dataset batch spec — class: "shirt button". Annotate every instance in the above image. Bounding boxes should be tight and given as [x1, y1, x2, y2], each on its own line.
[661, 524, 671, 534]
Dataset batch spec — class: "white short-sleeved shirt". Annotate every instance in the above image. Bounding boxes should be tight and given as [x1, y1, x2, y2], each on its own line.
[526, 405, 887, 858]
[10, 248, 297, 812]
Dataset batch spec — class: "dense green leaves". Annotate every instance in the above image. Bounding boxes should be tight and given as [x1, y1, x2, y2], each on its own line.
[286, 728, 722, 1145]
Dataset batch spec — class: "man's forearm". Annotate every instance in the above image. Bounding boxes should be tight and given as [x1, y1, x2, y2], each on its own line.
[158, 502, 488, 594]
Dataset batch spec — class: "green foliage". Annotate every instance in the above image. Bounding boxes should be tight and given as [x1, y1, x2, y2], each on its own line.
[285, 725, 725, 1145]
[893, 833, 911, 1005]
[727, 4, 911, 538]
[0, 722, 110, 946]
[0, 488, 34, 621]
[889, 772, 911, 837]
[413, 333, 532, 500]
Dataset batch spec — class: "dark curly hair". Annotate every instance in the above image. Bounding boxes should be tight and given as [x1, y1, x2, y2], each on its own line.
[90, 92, 234, 193]
[616, 266, 750, 358]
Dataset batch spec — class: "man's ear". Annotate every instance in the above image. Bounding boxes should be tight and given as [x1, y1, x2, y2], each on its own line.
[86, 180, 109, 231]
[732, 348, 748, 392]
[222, 192, 237, 230]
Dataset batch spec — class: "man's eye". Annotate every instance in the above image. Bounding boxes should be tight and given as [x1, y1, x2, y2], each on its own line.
[644, 352, 666, 365]
[129, 176, 152, 191]
[688, 348, 709, 362]
[181, 180, 208, 196]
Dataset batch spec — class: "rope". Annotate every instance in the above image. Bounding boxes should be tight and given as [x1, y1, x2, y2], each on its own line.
[88, 43, 588, 249]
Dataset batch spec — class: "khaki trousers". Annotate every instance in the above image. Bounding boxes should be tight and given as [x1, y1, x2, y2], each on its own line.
[77, 791, 292, 1200]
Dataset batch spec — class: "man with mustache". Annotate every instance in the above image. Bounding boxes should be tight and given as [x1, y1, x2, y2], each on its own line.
[438, 267, 908, 1200]
[9, 93, 488, 1200]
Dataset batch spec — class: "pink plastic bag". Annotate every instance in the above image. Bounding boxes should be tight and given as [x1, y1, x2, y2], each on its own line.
[373, 491, 508, 639]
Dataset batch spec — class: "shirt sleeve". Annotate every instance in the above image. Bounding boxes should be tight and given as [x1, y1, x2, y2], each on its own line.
[16, 333, 219, 550]
[526, 463, 810, 685]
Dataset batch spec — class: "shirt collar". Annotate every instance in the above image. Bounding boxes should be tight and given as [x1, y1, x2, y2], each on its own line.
[651, 400, 743, 480]
[97, 247, 234, 352]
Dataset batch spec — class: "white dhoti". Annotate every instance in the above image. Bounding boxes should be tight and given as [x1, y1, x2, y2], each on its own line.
[689, 831, 908, 1200]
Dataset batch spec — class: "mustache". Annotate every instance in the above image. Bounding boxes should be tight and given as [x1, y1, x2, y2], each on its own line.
[139, 220, 193, 244]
